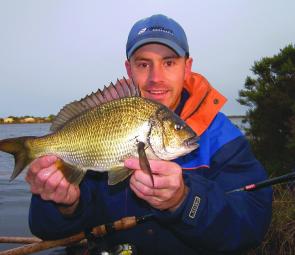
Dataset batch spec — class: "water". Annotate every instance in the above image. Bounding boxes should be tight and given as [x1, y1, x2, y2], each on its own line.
[0, 124, 65, 254]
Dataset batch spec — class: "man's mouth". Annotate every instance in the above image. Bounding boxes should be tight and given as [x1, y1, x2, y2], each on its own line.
[142, 86, 171, 103]
[147, 90, 168, 95]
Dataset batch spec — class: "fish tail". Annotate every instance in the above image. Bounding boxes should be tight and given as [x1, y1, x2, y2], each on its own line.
[0, 136, 36, 181]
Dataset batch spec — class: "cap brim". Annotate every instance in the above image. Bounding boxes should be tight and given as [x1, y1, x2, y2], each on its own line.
[127, 37, 186, 59]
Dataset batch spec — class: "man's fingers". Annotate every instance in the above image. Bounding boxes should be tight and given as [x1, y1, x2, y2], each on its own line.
[63, 185, 80, 205]
[125, 158, 181, 176]
[132, 169, 154, 188]
[34, 165, 57, 189]
[51, 180, 71, 204]
[29, 156, 57, 175]
[25, 155, 81, 206]
[55, 178, 80, 205]
[54, 178, 71, 201]
[132, 168, 174, 189]
[39, 179, 80, 205]
[130, 174, 172, 199]
[130, 181, 148, 200]
[124, 157, 141, 170]
[130, 182, 165, 209]
[128, 158, 186, 211]
[43, 170, 64, 194]
[148, 160, 181, 175]
[130, 174, 153, 196]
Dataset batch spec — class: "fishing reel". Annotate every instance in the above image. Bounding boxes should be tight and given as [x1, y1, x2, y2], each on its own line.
[66, 242, 137, 255]
[82, 229, 137, 255]
[98, 243, 137, 255]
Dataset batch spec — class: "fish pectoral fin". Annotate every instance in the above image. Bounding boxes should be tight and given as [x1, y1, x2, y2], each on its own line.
[108, 167, 133, 185]
[137, 142, 154, 186]
[55, 159, 86, 186]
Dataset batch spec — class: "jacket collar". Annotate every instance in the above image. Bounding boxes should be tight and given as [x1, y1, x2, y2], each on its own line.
[181, 72, 227, 135]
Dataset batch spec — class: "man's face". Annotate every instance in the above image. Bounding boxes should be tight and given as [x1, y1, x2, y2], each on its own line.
[125, 44, 192, 111]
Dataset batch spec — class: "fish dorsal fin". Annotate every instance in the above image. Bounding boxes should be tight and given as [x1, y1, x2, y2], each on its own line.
[50, 77, 139, 132]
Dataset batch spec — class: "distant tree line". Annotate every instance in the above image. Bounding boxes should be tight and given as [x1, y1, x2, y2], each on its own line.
[0, 114, 55, 124]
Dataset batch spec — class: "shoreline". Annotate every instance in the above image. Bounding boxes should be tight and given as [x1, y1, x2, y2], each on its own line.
[0, 116, 54, 124]
[0, 121, 52, 125]
[0, 115, 246, 125]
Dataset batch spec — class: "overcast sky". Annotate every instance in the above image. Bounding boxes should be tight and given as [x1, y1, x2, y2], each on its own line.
[0, 0, 294, 117]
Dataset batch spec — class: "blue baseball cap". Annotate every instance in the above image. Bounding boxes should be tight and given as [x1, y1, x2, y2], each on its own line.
[126, 14, 189, 59]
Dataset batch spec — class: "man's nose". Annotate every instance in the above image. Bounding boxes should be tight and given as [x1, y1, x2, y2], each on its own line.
[149, 65, 164, 83]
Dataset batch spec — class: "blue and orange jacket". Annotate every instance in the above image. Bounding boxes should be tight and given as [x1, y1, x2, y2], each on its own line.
[29, 73, 272, 254]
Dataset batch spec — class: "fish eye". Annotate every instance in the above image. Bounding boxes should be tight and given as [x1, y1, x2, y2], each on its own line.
[174, 124, 183, 131]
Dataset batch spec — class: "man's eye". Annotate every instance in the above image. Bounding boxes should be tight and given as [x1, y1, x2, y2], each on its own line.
[164, 60, 175, 67]
[138, 63, 149, 68]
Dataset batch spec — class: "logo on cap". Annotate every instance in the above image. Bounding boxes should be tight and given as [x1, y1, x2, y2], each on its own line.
[137, 26, 174, 36]
[138, 28, 147, 35]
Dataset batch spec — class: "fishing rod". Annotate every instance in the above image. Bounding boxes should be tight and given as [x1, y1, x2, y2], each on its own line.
[226, 171, 295, 194]
[0, 214, 154, 255]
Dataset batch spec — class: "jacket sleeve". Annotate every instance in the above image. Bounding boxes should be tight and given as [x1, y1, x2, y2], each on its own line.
[152, 135, 272, 253]
[29, 174, 105, 240]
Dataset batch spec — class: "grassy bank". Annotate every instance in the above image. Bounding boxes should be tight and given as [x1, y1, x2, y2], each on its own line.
[248, 185, 295, 254]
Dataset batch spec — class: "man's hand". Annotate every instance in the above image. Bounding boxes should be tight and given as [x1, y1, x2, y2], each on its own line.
[26, 155, 80, 215]
[125, 158, 188, 211]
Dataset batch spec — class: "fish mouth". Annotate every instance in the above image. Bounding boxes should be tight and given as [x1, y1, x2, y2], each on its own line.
[184, 135, 200, 149]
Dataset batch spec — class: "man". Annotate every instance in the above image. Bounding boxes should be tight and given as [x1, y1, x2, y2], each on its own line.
[27, 14, 272, 254]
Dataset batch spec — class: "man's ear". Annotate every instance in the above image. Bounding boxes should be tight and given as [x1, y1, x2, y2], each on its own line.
[125, 60, 132, 78]
[184, 57, 193, 80]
